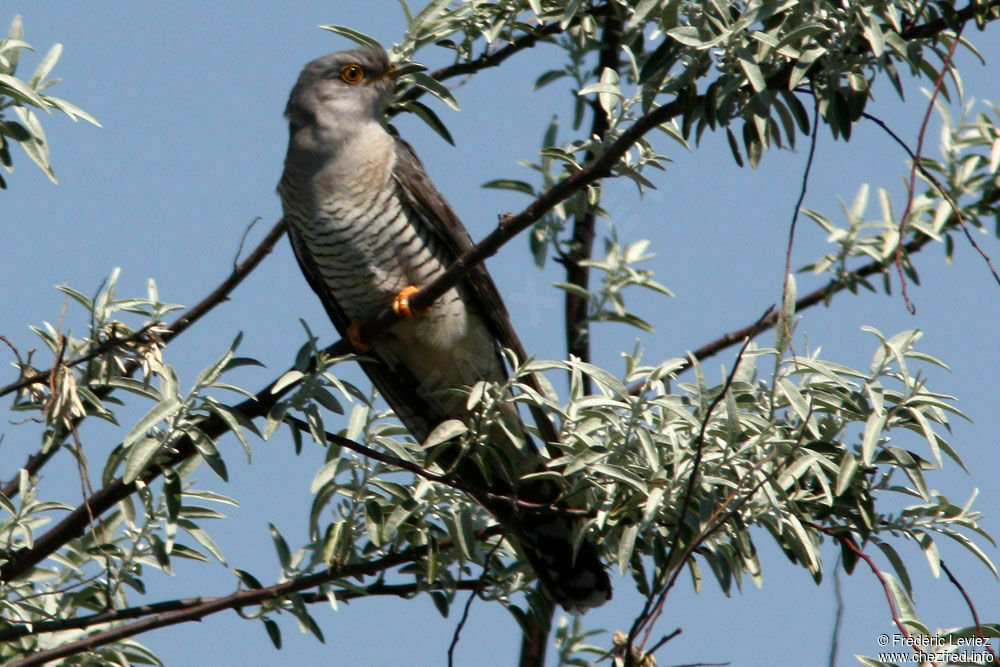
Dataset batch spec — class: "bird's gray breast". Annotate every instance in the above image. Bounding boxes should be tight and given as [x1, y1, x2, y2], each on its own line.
[281, 130, 504, 411]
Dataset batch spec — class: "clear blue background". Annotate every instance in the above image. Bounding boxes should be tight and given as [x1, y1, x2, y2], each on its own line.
[3, 3, 998, 665]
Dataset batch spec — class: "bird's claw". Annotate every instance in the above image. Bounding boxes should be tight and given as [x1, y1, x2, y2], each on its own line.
[392, 285, 429, 319]
[347, 320, 371, 352]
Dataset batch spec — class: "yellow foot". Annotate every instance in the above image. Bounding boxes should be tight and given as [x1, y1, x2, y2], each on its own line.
[347, 320, 371, 352]
[392, 285, 430, 319]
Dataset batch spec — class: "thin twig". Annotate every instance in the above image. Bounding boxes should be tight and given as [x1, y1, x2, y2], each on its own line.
[562, 14, 623, 396]
[863, 111, 1000, 288]
[0, 219, 288, 502]
[447, 537, 505, 667]
[828, 553, 845, 667]
[779, 94, 821, 361]
[625, 312, 770, 664]
[282, 414, 590, 518]
[391, 3, 617, 112]
[939, 559, 1000, 661]
[161, 218, 287, 344]
[810, 524, 940, 667]
[895, 29, 963, 314]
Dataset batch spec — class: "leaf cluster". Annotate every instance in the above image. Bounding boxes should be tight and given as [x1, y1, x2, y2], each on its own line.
[0, 15, 99, 188]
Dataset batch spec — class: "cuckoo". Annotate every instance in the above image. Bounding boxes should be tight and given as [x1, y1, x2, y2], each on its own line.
[278, 47, 611, 611]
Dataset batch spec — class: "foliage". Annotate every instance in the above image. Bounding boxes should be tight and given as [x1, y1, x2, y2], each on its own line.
[3, 2, 1000, 666]
[0, 15, 99, 188]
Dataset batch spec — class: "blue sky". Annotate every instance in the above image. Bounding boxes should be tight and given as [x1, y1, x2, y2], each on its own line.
[4, 2, 999, 665]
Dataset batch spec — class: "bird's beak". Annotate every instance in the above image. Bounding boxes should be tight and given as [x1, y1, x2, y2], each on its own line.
[387, 60, 427, 80]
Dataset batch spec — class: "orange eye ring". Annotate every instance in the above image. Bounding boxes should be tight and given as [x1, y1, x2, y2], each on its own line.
[339, 64, 365, 84]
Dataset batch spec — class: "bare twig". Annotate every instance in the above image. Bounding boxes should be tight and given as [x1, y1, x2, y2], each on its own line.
[161, 218, 287, 344]
[810, 524, 940, 667]
[940, 559, 1000, 661]
[895, 29, 963, 314]
[779, 94, 821, 358]
[447, 537, 505, 667]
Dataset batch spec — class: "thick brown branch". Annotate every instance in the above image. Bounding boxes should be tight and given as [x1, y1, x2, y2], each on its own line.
[901, 0, 1000, 38]
[0, 370, 294, 582]
[7, 529, 501, 666]
[0, 580, 482, 642]
[564, 14, 623, 395]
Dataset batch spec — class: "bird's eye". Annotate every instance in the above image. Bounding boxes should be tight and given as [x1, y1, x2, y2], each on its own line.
[339, 64, 365, 84]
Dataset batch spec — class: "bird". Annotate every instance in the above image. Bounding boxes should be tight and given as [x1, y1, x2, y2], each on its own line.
[277, 46, 611, 611]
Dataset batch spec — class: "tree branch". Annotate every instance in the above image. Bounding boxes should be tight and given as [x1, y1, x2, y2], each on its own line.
[0, 219, 285, 402]
[6, 528, 502, 667]
[0, 219, 287, 501]
[939, 560, 1000, 662]
[5, 0, 993, 594]
[282, 414, 591, 518]
[624, 317, 767, 665]
[391, 3, 617, 111]
[563, 14, 623, 396]
[0, 579, 481, 642]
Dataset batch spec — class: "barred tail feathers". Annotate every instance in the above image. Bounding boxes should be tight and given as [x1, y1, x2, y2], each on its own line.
[513, 512, 612, 612]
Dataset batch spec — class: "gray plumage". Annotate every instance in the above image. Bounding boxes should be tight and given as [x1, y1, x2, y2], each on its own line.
[278, 47, 611, 611]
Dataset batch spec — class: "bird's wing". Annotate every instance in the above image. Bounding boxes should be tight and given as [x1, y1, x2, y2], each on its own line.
[391, 137, 530, 364]
[285, 222, 445, 442]
[391, 137, 559, 446]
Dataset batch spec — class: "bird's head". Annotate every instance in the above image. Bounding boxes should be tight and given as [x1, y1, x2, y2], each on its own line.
[285, 47, 425, 138]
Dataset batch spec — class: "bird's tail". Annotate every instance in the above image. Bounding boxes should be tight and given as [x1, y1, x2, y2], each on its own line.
[500, 506, 612, 612]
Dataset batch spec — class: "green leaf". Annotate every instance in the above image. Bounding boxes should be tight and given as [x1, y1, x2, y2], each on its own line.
[726, 128, 744, 167]
[123, 436, 163, 484]
[482, 179, 535, 195]
[12, 105, 55, 183]
[318, 25, 382, 49]
[617, 523, 639, 575]
[0, 72, 47, 107]
[270, 523, 292, 570]
[29, 42, 61, 88]
[873, 541, 913, 594]
[860, 410, 886, 466]
[405, 71, 459, 110]
[179, 518, 227, 564]
[424, 418, 467, 447]
[263, 619, 282, 649]
[399, 99, 454, 145]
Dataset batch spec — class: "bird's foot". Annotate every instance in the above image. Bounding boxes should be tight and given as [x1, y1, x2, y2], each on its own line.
[392, 285, 429, 319]
[347, 320, 371, 352]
